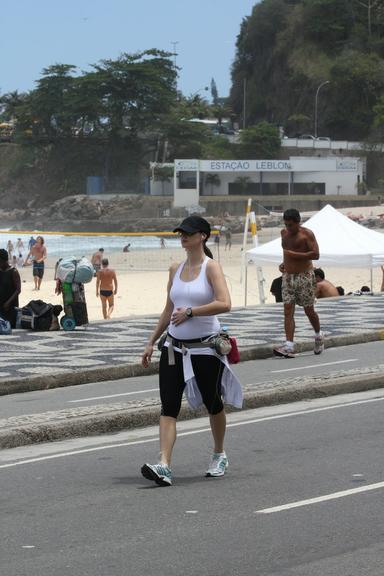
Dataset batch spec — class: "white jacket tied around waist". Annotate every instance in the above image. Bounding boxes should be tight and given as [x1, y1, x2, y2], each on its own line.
[166, 257, 242, 410]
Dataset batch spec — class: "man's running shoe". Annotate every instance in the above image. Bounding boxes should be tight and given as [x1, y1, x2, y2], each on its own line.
[273, 345, 295, 358]
[141, 463, 172, 486]
[314, 334, 324, 355]
[205, 452, 229, 477]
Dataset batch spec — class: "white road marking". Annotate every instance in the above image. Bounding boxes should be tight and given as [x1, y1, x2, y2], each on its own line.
[271, 359, 357, 373]
[69, 360, 358, 401]
[67, 388, 159, 403]
[255, 481, 384, 514]
[1, 394, 384, 470]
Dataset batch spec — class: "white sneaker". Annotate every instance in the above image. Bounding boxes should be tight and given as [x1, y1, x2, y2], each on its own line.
[314, 334, 324, 355]
[205, 452, 229, 477]
[141, 463, 172, 486]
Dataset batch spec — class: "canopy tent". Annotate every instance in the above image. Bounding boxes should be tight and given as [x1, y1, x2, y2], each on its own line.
[247, 204, 384, 268]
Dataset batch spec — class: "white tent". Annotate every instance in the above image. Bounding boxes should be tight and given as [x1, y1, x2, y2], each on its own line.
[247, 204, 384, 268]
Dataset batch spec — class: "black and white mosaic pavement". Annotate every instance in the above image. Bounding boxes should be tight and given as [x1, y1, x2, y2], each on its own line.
[1, 295, 384, 381]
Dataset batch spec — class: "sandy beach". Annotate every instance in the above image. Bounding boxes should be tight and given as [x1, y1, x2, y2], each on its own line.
[15, 204, 384, 321]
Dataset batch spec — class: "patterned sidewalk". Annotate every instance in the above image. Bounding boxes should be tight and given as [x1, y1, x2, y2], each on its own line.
[1, 295, 384, 381]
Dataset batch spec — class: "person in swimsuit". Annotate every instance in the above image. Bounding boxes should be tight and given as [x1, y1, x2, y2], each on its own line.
[314, 268, 340, 298]
[140, 215, 242, 487]
[96, 258, 118, 319]
[91, 248, 104, 275]
[273, 208, 323, 358]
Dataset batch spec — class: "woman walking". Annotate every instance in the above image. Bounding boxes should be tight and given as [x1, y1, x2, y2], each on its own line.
[141, 216, 242, 487]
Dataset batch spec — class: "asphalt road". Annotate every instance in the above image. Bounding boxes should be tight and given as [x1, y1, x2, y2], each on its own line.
[2, 340, 384, 419]
[1, 388, 384, 575]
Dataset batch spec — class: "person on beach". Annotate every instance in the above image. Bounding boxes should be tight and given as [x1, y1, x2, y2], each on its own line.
[28, 236, 36, 250]
[224, 228, 232, 251]
[6, 240, 14, 259]
[141, 215, 242, 487]
[270, 268, 283, 303]
[314, 268, 340, 298]
[24, 235, 47, 291]
[0, 249, 21, 328]
[91, 248, 104, 275]
[96, 258, 118, 319]
[273, 209, 323, 359]
[15, 238, 24, 256]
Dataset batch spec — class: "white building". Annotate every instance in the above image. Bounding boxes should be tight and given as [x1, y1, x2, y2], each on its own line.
[150, 156, 364, 207]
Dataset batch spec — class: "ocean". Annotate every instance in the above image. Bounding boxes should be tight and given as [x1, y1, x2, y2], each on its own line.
[0, 231, 181, 258]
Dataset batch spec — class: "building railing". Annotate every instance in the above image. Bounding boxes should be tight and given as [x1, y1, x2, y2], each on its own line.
[281, 138, 384, 152]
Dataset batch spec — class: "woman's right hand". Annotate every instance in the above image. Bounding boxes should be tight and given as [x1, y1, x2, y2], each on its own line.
[142, 344, 154, 368]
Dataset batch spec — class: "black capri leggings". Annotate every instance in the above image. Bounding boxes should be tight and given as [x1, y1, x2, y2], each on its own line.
[159, 346, 224, 418]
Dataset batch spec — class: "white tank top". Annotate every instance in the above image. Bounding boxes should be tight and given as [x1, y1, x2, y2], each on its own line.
[169, 257, 221, 339]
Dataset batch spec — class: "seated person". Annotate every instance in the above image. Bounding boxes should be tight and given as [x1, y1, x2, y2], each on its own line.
[270, 275, 283, 303]
[314, 268, 340, 298]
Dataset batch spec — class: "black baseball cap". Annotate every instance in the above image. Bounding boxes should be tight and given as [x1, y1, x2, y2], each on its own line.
[173, 216, 211, 237]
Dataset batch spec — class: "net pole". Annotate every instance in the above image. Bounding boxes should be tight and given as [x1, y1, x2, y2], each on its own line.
[240, 198, 252, 285]
[250, 211, 266, 305]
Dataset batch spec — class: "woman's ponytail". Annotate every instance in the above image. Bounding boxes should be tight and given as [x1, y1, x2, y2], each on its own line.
[203, 241, 213, 259]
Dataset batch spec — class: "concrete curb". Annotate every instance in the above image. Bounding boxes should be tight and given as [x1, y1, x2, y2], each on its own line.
[1, 329, 383, 397]
[1, 370, 384, 450]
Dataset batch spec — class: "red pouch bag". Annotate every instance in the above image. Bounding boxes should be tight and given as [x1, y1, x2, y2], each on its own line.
[227, 337, 240, 364]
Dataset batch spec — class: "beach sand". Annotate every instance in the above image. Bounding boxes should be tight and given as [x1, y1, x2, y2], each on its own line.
[16, 209, 384, 322]
[15, 244, 382, 321]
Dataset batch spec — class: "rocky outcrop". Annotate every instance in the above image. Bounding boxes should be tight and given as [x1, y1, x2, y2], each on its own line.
[0, 194, 246, 233]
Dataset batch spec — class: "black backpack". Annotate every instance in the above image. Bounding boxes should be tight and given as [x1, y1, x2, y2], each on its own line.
[17, 300, 62, 331]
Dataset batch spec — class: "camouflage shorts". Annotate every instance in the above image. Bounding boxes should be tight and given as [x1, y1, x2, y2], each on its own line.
[282, 271, 316, 307]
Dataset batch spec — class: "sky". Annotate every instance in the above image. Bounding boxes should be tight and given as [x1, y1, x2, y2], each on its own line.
[1, 0, 257, 99]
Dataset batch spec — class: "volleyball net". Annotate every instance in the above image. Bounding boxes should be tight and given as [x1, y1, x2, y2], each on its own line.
[1, 221, 279, 273]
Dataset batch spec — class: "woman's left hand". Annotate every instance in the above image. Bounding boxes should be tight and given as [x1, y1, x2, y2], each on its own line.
[171, 307, 189, 326]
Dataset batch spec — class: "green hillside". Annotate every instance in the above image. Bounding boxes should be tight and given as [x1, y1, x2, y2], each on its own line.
[230, 0, 384, 140]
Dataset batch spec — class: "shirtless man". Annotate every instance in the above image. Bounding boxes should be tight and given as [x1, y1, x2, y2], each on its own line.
[314, 268, 339, 298]
[91, 248, 104, 276]
[96, 258, 118, 319]
[273, 208, 323, 358]
[24, 235, 47, 290]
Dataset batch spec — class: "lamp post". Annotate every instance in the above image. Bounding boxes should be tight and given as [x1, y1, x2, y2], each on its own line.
[243, 77, 247, 130]
[314, 80, 330, 138]
[171, 41, 179, 89]
[191, 86, 209, 99]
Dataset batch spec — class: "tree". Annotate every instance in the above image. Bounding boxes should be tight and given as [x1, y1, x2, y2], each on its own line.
[354, 0, 382, 38]
[373, 95, 384, 127]
[237, 122, 281, 158]
[211, 78, 219, 105]
[327, 50, 384, 139]
[285, 114, 312, 136]
[31, 64, 78, 139]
